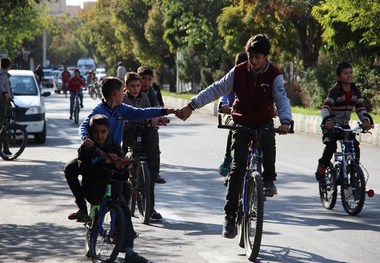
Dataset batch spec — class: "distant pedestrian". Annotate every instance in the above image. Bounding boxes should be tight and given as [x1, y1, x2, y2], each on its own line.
[116, 62, 127, 82]
[34, 64, 44, 86]
[0, 58, 13, 155]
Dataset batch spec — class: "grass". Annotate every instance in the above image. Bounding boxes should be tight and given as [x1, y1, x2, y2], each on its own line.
[162, 90, 380, 123]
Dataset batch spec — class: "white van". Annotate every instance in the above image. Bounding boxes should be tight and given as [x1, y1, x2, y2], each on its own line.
[77, 58, 96, 70]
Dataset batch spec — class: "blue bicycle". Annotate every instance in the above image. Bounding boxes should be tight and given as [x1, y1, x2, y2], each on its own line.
[218, 113, 293, 262]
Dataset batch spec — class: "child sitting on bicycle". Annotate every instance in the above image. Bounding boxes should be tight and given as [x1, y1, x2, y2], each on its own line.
[79, 114, 148, 263]
[315, 62, 373, 182]
[122, 71, 163, 221]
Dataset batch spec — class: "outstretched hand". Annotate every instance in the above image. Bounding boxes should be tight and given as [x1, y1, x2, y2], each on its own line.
[176, 105, 193, 121]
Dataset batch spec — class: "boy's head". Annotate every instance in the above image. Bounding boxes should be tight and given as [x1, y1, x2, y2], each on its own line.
[245, 34, 270, 71]
[137, 66, 154, 92]
[235, 52, 248, 65]
[101, 76, 124, 100]
[336, 62, 352, 76]
[124, 72, 142, 98]
[1, 58, 11, 70]
[89, 114, 109, 146]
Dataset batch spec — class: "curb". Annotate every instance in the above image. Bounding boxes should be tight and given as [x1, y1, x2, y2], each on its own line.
[164, 96, 380, 145]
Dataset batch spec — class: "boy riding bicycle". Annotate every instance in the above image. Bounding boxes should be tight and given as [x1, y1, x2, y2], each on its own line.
[315, 61, 373, 182]
[79, 114, 148, 263]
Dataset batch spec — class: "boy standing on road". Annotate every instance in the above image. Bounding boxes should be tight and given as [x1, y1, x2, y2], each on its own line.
[176, 34, 292, 239]
[0, 58, 13, 155]
[315, 62, 372, 182]
[122, 72, 164, 221]
[78, 114, 148, 263]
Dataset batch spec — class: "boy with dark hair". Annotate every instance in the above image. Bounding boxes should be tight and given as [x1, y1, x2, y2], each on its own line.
[79, 114, 147, 263]
[0, 58, 13, 155]
[122, 71, 163, 220]
[315, 62, 372, 182]
[176, 34, 292, 239]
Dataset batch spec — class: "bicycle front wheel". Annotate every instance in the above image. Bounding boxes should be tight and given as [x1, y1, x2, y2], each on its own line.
[74, 98, 80, 124]
[136, 161, 152, 224]
[90, 88, 97, 100]
[89, 202, 126, 263]
[319, 163, 337, 210]
[0, 123, 28, 161]
[341, 162, 366, 216]
[242, 171, 264, 262]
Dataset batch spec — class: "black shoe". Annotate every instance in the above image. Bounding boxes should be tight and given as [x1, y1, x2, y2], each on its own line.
[124, 252, 148, 263]
[80, 104, 84, 108]
[263, 181, 277, 197]
[69, 116, 72, 120]
[68, 209, 89, 222]
[2, 150, 12, 155]
[222, 214, 236, 239]
[150, 210, 162, 220]
[155, 175, 166, 184]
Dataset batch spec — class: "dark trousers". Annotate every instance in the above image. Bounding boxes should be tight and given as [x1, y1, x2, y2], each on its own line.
[64, 158, 87, 212]
[224, 120, 276, 216]
[318, 131, 360, 166]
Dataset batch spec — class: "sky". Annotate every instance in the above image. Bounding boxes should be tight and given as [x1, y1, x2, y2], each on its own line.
[66, 0, 97, 8]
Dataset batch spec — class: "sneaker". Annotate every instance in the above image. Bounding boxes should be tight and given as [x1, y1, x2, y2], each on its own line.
[68, 209, 89, 222]
[124, 251, 148, 263]
[222, 214, 236, 239]
[263, 181, 277, 197]
[219, 158, 232, 176]
[150, 210, 162, 220]
[69, 116, 72, 120]
[315, 164, 327, 182]
[155, 175, 166, 184]
[80, 104, 84, 108]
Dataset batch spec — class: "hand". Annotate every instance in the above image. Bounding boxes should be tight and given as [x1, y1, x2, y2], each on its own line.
[176, 105, 193, 121]
[324, 120, 334, 130]
[220, 104, 231, 114]
[151, 117, 159, 127]
[278, 123, 290, 134]
[83, 138, 94, 148]
[362, 119, 373, 131]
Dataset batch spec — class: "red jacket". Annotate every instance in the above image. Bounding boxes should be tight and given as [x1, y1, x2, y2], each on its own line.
[68, 76, 85, 91]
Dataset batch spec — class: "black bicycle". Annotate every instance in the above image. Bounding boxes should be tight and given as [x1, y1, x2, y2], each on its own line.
[0, 100, 28, 161]
[124, 121, 153, 224]
[71, 90, 81, 124]
[84, 151, 130, 263]
[218, 114, 294, 262]
[89, 82, 102, 100]
[319, 114, 375, 216]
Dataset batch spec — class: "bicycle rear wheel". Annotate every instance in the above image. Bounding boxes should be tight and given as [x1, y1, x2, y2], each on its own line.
[242, 171, 264, 262]
[74, 97, 80, 124]
[90, 88, 98, 100]
[319, 163, 337, 210]
[0, 123, 28, 161]
[341, 162, 366, 216]
[128, 174, 137, 217]
[136, 161, 152, 224]
[89, 202, 126, 263]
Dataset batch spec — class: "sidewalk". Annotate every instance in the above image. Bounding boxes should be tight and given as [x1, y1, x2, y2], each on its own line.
[163, 96, 380, 145]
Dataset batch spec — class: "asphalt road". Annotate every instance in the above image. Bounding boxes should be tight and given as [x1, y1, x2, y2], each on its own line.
[0, 91, 379, 263]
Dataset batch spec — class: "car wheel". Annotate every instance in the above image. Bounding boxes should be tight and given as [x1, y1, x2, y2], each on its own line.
[34, 122, 46, 144]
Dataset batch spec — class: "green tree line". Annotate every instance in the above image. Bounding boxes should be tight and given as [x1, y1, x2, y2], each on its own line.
[1, 0, 379, 113]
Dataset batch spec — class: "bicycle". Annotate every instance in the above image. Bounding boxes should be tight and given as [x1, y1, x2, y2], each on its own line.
[84, 147, 131, 263]
[0, 100, 28, 161]
[71, 90, 81, 124]
[124, 121, 153, 225]
[218, 113, 294, 262]
[319, 114, 375, 216]
[88, 82, 102, 100]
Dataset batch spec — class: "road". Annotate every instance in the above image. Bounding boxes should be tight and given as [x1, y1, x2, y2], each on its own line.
[0, 92, 379, 263]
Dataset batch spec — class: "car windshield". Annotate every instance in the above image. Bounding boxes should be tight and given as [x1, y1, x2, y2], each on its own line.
[9, 75, 38, 95]
[43, 70, 54, 78]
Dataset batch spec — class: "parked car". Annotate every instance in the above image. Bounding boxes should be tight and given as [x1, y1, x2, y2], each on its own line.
[9, 70, 51, 144]
[41, 68, 57, 90]
[95, 68, 107, 82]
[53, 69, 63, 94]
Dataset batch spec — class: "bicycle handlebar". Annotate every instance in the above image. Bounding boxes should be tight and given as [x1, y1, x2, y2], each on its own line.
[321, 113, 374, 134]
